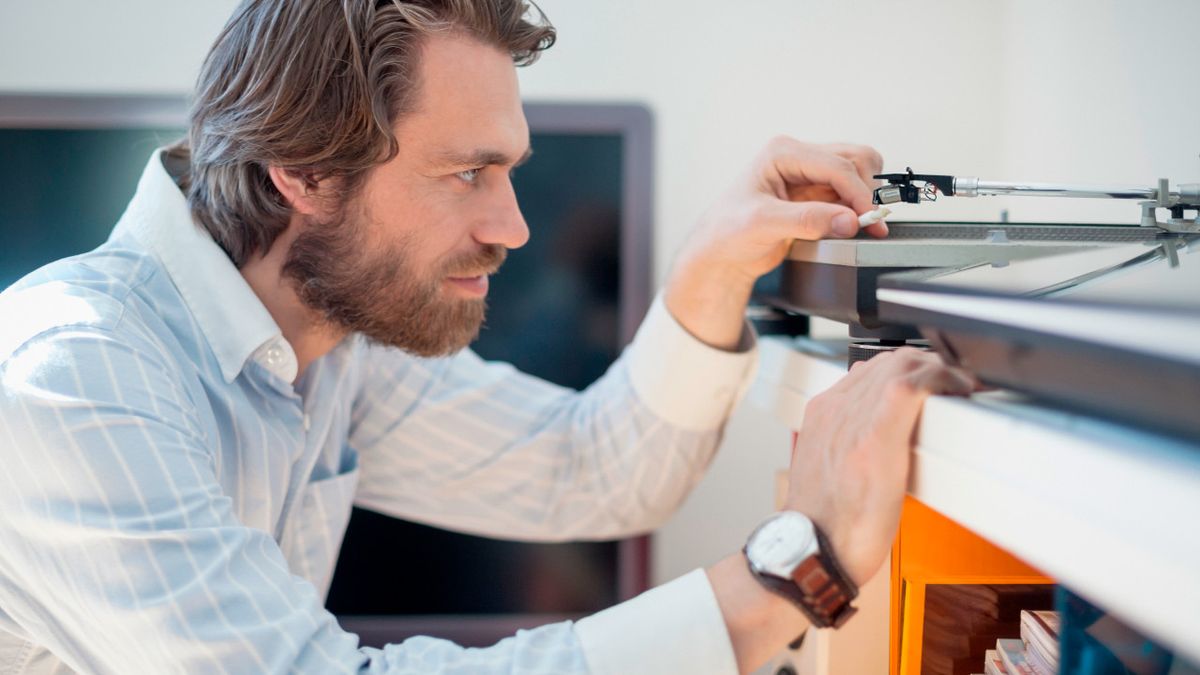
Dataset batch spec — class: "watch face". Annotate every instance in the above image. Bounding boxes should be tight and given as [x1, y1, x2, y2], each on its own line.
[746, 511, 819, 578]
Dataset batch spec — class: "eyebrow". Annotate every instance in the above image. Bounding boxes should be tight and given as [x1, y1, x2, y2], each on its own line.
[435, 145, 534, 169]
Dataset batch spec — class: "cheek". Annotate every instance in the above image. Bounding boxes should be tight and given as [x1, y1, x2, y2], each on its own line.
[385, 234, 462, 288]
[398, 224, 454, 270]
[359, 184, 477, 276]
[418, 224, 479, 274]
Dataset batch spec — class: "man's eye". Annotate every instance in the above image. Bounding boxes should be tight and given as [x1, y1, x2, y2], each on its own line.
[456, 168, 481, 183]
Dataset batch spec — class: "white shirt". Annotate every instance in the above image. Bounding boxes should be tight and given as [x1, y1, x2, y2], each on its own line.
[0, 152, 756, 674]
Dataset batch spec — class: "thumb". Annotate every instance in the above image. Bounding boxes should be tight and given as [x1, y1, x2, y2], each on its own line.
[762, 199, 860, 241]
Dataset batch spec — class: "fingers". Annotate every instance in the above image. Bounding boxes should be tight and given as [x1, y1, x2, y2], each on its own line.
[758, 137, 890, 241]
[823, 143, 884, 190]
[833, 348, 976, 404]
[904, 360, 976, 397]
[824, 143, 888, 239]
[762, 136, 877, 215]
[757, 199, 861, 240]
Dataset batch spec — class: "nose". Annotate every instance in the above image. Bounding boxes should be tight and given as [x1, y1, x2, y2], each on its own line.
[473, 178, 530, 250]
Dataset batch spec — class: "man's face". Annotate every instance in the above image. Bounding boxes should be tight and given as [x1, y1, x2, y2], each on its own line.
[284, 32, 531, 357]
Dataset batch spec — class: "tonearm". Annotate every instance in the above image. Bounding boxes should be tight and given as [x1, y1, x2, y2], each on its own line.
[873, 168, 1200, 233]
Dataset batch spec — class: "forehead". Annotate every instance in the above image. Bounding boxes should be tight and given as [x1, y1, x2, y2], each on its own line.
[397, 32, 529, 163]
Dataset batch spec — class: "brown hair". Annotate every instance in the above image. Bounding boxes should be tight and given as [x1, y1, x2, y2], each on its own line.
[174, 0, 555, 266]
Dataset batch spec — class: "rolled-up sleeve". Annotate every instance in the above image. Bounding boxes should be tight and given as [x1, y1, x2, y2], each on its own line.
[576, 569, 738, 675]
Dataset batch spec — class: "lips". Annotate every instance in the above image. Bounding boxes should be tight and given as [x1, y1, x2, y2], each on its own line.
[441, 246, 505, 297]
[447, 268, 496, 279]
[444, 274, 489, 296]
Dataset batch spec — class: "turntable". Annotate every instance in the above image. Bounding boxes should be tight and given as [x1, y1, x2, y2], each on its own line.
[762, 168, 1200, 365]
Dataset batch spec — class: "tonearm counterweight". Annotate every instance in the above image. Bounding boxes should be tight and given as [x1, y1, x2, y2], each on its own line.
[873, 168, 1200, 233]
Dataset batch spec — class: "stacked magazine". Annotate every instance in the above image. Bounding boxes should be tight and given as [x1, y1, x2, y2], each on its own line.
[921, 584, 1054, 675]
[975, 610, 1060, 675]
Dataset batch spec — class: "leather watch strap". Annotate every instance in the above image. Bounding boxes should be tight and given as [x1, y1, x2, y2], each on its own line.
[745, 523, 859, 630]
[793, 525, 858, 628]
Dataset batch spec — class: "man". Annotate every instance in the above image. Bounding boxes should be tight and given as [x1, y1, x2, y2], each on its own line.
[0, 1, 973, 673]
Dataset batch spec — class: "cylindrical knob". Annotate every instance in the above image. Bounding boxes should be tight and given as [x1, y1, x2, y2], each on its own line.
[1177, 183, 1200, 204]
[954, 176, 980, 197]
[849, 341, 902, 367]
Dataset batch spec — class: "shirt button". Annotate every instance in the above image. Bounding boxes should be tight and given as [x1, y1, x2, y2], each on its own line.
[265, 346, 283, 365]
[302, 414, 311, 432]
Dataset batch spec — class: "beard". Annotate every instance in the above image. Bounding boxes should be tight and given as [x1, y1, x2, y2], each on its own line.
[281, 203, 506, 357]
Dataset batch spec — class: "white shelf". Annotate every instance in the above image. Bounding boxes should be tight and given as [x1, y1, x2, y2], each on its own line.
[751, 336, 1200, 664]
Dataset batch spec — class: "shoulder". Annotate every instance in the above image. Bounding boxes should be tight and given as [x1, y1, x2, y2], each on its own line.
[0, 243, 171, 367]
[0, 247, 207, 456]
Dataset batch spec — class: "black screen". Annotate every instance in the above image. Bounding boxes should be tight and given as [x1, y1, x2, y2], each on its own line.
[0, 128, 182, 288]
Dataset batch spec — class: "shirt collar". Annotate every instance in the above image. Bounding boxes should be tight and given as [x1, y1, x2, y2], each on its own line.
[113, 150, 298, 384]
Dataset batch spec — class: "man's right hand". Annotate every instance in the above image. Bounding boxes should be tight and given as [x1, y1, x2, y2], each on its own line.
[784, 348, 977, 586]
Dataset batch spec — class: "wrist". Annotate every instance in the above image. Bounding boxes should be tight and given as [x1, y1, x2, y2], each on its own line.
[744, 511, 859, 630]
[781, 505, 872, 589]
[801, 517, 882, 589]
[707, 553, 809, 674]
[664, 256, 756, 351]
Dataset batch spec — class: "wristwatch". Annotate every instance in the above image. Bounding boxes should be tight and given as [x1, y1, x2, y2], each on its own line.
[743, 511, 859, 630]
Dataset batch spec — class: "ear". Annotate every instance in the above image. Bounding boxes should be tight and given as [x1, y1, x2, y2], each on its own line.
[267, 165, 323, 216]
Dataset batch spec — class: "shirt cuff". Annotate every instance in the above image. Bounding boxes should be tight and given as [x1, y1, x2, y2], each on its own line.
[625, 292, 759, 431]
[575, 568, 738, 675]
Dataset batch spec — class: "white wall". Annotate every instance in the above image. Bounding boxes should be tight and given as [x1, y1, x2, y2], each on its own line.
[0, 1, 240, 95]
[995, 0, 1200, 223]
[520, 0, 1011, 266]
[3, 0, 1198, 587]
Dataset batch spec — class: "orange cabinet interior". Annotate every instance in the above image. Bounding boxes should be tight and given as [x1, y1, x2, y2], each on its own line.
[889, 496, 1054, 675]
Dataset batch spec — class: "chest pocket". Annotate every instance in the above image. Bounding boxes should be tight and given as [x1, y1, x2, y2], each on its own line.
[278, 457, 360, 601]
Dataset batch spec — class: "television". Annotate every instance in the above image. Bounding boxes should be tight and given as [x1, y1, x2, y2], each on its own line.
[0, 93, 655, 647]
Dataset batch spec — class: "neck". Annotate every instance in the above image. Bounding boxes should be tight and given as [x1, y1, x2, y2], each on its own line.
[239, 229, 346, 382]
